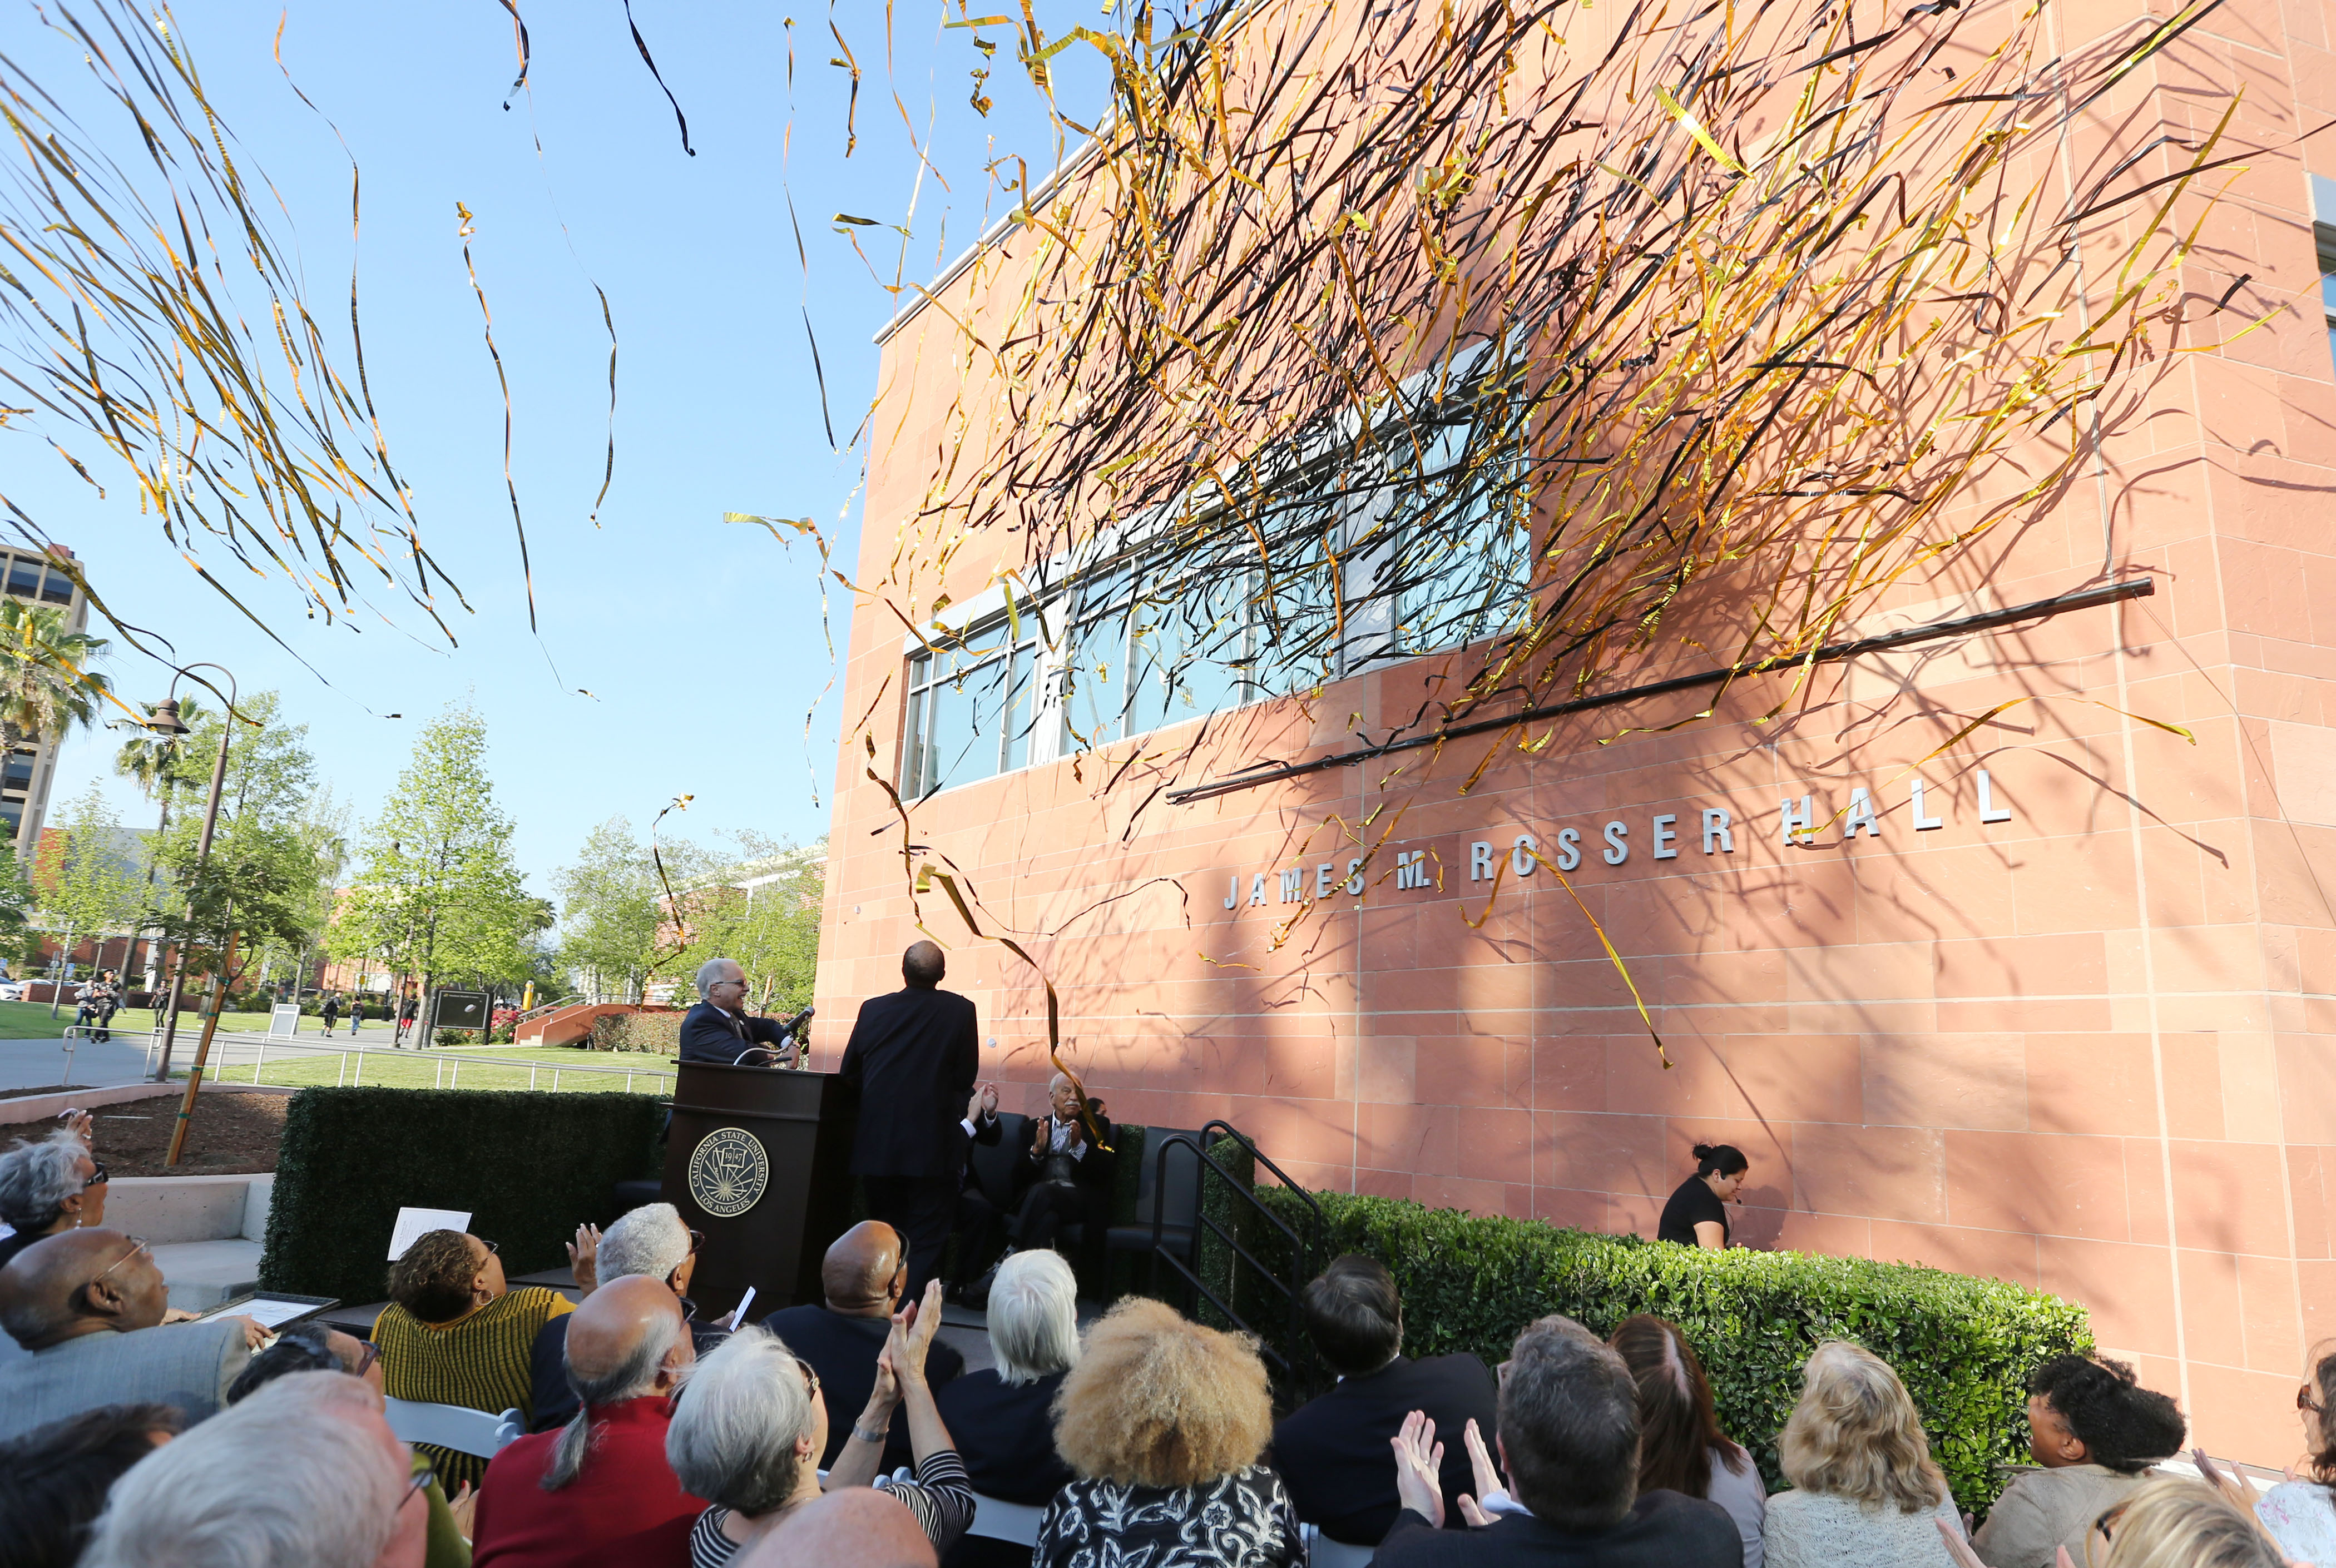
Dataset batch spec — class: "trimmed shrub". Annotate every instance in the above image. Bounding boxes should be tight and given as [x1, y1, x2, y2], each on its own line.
[585, 1010, 681, 1054]
[259, 1087, 666, 1306]
[1256, 1188, 2091, 1514]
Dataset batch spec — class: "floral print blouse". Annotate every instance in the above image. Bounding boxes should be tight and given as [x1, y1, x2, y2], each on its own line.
[1033, 1464, 1306, 1568]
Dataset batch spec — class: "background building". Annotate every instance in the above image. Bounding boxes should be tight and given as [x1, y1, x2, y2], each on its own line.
[1, 543, 89, 854]
[813, 0, 2336, 1457]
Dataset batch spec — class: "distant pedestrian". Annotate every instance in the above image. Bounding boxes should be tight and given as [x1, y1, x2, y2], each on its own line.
[399, 995, 420, 1049]
[91, 972, 118, 1043]
[347, 998, 364, 1035]
[320, 992, 341, 1036]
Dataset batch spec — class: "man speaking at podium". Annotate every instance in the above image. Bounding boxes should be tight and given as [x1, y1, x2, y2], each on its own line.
[839, 940, 979, 1301]
[679, 957, 808, 1066]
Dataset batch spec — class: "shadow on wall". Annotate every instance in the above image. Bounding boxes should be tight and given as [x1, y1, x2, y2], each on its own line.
[1730, 1188, 1790, 1248]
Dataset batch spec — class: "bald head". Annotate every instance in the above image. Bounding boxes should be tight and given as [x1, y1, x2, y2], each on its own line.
[742, 1487, 937, 1568]
[902, 942, 944, 989]
[565, 1274, 690, 1399]
[820, 1221, 905, 1317]
[0, 1228, 168, 1349]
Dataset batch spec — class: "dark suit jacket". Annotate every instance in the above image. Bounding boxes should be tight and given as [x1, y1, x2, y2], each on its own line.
[936, 1367, 1075, 1568]
[1271, 1352, 1499, 1544]
[952, 1110, 1003, 1190]
[933, 1367, 1073, 1503]
[1374, 1493, 1743, 1568]
[837, 987, 979, 1177]
[526, 1308, 731, 1434]
[760, 1302, 965, 1475]
[1014, 1112, 1116, 1202]
[678, 1002, 795, 1066]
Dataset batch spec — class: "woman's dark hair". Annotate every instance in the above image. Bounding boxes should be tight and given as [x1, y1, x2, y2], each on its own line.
[225, 1324, 344, 1403]
[1609, 1314, 1749, 1499]
[2028, 1354, 2185, 1473]
[388, 1229, 481, 1323]
[0, 1402, 182, 1567]
[2307, 1345, 2336, 1486]
[1299, 1253, 1403, 1376]
[1691, 1143, 1749, 1178]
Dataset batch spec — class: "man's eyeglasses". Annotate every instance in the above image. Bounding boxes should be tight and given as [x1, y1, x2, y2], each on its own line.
[353, 1339, 381, 1379]
[687, 1229, 705, 1256]
[83, 1237, 149, 1297]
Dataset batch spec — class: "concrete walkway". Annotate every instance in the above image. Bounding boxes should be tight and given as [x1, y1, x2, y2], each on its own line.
[0, 1034, 153, 1093]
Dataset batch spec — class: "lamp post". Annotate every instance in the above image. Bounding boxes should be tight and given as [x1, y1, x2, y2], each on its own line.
[143, 664, 237, 1083]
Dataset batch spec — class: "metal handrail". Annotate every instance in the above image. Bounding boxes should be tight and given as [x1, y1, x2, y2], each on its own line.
[1145, 1123, 1325, 1398]
[514, 994, 590, 1025]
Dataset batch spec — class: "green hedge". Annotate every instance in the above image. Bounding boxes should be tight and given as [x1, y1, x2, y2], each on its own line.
[259, 1088, 667, 1306]
[1256, 1189, 2090, 1514]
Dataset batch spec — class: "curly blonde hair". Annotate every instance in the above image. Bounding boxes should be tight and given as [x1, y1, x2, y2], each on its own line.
[1779, 1341, 1946, 1513]
[1051, 1297, 1271, 1488]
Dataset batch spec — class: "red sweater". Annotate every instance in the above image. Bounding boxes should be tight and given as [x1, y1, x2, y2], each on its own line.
[471, 1397, 704, 1568]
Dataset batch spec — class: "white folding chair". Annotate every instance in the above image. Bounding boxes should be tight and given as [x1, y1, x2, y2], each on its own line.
[1300, 1523, 1377, 1568]
[383, 1398, 523, 1459]
[967, 1493, 1048, 1546]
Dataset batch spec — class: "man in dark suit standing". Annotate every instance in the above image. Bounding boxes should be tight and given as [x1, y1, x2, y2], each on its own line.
[838, 940, 979, 1301]
[1271, 1253, 1499, 1545]
[678, 957, 808, 1066]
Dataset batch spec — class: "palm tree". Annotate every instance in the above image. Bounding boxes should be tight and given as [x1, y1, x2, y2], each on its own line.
[0, 598, 112, 756]
[0, 597, 111, 992]
[114, 694, 205, 990]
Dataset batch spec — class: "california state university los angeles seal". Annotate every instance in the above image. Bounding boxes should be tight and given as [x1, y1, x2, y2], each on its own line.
[686, 1127, 769, 1218]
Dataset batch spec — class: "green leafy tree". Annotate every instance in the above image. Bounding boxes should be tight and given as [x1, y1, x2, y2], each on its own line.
[552, 817, 666, 1002]
[329, 703, 535, 1020]
[33, 781, 145, 1002]
[664, 834, 825, 1016]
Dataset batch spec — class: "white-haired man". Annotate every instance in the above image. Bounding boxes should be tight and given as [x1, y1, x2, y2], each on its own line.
[679, 957, 810, 1067]
[80, 1369, 430, 1568]
[525, 1202, 729, 1433]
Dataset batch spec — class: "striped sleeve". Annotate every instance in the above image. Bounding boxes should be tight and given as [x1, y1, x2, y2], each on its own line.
[874, 1448, 977, 1550]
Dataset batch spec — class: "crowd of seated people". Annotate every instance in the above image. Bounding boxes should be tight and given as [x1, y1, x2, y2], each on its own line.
[6, 1187, 2328, 1568]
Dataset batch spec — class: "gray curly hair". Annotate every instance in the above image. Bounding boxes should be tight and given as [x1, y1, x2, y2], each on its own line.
[0, 1129, 88, 1233]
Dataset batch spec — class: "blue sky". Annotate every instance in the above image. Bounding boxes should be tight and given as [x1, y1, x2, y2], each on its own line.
[8, 1, 1107, 884]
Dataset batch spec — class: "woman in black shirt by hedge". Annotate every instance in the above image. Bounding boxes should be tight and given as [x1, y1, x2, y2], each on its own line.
[1657, 1143, 1748, 1249]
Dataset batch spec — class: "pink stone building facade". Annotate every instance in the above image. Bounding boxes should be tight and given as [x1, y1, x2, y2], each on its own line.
[810, 0, 2336, 1460]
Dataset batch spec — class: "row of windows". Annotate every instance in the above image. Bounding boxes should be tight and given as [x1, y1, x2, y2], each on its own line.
[900, 399, 1535, 800]
[1, 553, 76, 608]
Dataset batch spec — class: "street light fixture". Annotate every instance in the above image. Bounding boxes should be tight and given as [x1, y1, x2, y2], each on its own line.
[146, 666, 236, 1084]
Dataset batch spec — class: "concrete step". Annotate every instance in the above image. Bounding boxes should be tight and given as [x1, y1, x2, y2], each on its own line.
[108, 1173, 273, 1245]
[154, 1238, 263, 1312]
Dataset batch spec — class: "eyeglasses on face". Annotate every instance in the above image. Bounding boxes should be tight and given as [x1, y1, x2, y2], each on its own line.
[87, 1237, 149, 1290]
[687, 1229, 705, 1256]
[2300, 1382, 2326, 1415]
[353, 1339, 381, 1379]
[83, 1160, 107, 1189]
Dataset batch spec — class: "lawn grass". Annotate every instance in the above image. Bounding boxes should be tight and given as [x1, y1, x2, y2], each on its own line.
[199, 1040, 678, 1095]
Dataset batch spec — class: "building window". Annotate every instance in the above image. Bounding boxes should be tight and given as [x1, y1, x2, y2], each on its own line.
[900, 619, 1045, 799]
[900, 377, 1532, 794]
[2320, 224, 2336, 376]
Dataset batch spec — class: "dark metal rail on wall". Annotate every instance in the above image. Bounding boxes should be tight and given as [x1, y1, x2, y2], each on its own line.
[1146, 1121, 1327, 1400]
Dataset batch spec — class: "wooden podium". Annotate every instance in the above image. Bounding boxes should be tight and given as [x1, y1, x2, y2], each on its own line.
[660, 1065, 857, 1318]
